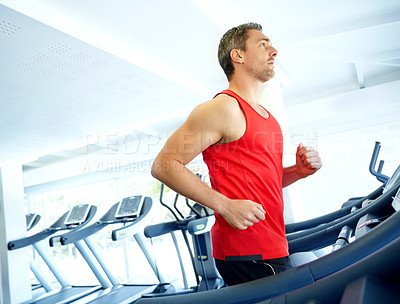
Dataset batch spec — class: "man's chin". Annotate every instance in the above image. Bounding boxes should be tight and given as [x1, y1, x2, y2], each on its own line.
[263, 71, 275, 82]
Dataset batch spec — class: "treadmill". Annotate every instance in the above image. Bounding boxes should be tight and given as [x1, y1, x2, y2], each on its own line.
[286, 141, 400, 245]
[287, 162, 400, 253]
[286, 143, 400, 265]
[50, 195, 170, 304]
[260, 185, 400, 304]
[285, 141, 392, 234]
[143, 182, 224, 294]
[25, 213, 54, 295]
[8, 204, 104, 304]
[25, 213, 57, 297]
[135, 179, 400, 304]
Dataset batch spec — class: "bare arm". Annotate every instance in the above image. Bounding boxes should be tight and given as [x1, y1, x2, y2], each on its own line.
[282, 143, 322, 188]
[151, 97, 266, 230]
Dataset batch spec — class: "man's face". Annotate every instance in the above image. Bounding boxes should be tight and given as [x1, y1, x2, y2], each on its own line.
[243, 29, 278, 82]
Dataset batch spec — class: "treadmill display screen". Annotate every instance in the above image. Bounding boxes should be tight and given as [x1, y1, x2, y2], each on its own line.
[64, 204, 91, 225]
[115, 196, 144, 218]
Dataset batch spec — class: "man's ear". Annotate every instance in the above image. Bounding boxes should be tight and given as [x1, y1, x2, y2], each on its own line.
[230, 49, 244, 64]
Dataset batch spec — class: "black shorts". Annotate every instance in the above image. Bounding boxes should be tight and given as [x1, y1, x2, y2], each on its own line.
[215, 256, 293, 286]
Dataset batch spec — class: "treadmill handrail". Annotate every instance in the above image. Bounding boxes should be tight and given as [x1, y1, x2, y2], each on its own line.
[286, 182, 395, 242]
[144, 217, 195, 238]
[7, 209, 72, 250]
[111, 197, 153, 241]
[286, 141, 392, 235]
[50, 200, 150, 245]
[267, 236, 400, 304]
[8, 227, 62, 250]
[49, 204, 117, 246]
[288, 180, 400, 253]
[187, 215, 215, 235]
[56, 221, 108, 246]
[369, 141, 389, 183]
[48, 205, 98, 247]
[285, 183, 383, 234]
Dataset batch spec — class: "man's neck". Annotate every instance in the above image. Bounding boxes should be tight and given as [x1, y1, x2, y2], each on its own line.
[227, 76, 264, 107]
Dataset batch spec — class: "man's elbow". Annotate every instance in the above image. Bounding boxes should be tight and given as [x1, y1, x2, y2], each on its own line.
[151, 154, 184, 183]
[151, 155, 172, 182]
[151, 158, 163, 181]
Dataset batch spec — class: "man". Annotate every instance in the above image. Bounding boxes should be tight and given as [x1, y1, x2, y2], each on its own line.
[151, 22, 322, 286]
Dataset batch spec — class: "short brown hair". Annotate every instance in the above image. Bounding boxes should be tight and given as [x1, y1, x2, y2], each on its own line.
[218, 22, 263, 80]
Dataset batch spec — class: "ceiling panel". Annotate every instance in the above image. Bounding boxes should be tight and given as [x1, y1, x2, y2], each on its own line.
[0, 4, 202, 164]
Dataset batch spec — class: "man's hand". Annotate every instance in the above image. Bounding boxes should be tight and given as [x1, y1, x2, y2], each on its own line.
[296, 143, 322, 177]
[219, 199, 266, 230]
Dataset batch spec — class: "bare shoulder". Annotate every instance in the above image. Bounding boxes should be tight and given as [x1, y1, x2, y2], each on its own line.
[211, 94, 242, 116]
[188, 94, 242, 124]
[185, 93, 245, 144]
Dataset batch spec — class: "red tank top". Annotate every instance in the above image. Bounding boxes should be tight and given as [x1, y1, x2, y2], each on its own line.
[202, 90, 288, 261]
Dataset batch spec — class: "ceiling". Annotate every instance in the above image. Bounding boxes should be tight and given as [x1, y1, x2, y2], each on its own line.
[1, 0, 400, 176]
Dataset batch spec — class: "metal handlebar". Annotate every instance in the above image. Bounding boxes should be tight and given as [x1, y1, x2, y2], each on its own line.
[369, 141, 389, 183]
[160, 183, 180, 221]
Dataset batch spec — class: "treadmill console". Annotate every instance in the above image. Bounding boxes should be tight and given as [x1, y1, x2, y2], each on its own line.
[115, 195, 144, 219]
[64, 204, 91, 225]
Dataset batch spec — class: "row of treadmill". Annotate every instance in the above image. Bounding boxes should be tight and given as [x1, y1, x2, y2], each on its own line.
[9, 141, 400, 304]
